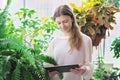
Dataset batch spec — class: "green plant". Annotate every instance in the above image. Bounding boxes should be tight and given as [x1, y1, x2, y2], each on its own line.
[91, 68, 120, 80]
[15, 8, 59, 53]
[101, 67, 120, 80]
[0, 0, 12, 38]
[111, 37, 120, 59]
[108, 0, 120, 8]
[91, 56, 105, 80]
[91, 56, 120, 80]
[70, 0, 120, 47]
[0, 0, 61, 80]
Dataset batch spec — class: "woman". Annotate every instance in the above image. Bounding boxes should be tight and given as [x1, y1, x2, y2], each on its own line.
[46, 4, 94, 80]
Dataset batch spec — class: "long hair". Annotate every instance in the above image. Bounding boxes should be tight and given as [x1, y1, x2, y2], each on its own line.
[53, 4, 82, 51]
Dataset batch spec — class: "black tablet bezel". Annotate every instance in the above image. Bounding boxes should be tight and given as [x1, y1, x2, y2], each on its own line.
[44, 64, 79, 73]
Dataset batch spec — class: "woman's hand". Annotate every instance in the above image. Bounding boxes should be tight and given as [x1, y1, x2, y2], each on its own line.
[48, 71, 59, 77]
[70, 65, 86, 75]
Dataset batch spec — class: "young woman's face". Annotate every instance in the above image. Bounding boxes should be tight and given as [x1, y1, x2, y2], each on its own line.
[55, 15, 73, 33]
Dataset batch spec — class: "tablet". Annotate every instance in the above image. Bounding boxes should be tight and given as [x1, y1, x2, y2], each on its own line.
[44, 64, 79, 73]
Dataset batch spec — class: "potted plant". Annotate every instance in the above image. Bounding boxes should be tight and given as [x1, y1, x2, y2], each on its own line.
[70, 0, 120, 47]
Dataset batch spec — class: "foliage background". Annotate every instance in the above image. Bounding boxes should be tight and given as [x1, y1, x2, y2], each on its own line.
[0, 0, 60, 80]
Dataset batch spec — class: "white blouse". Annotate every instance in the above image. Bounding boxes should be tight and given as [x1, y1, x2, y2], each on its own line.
[46, 30, 94, 80]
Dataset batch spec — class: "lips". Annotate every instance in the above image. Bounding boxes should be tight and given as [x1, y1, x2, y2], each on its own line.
[60, 26, 67, 31]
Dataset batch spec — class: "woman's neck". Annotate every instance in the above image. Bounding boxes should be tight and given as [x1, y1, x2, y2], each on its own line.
[62, 31, 71, 36]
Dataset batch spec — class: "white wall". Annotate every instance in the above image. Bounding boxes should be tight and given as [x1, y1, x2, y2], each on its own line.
[0, 0, 7, 9]
[25, 0, 82, 17]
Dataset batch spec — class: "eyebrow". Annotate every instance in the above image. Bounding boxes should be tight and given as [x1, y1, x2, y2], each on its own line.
[56, 19, 70, 22]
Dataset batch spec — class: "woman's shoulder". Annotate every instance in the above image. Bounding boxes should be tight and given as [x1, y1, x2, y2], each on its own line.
[80, 32, 92, 45]
[81, 32, 91, 40]
[80, 32, 92, 46]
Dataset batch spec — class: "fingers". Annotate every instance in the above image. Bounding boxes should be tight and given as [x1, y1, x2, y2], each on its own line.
[49, 71, 59, 77]
[70, 65, 86, 75]
[70, 68, 81, 74]
[78, 64, 83, 67]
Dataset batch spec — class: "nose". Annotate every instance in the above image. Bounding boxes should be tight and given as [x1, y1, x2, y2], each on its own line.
[60, 23, 65, 29]
[60, 22, 64, 26]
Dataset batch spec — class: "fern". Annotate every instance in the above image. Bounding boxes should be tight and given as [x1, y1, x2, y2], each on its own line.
[35, 58, 51, 80]
[0, 33, 51, 80]
[0, 56, 12, 80]
[11, 61, 21, 80]
[38, 54, 57, 65]
[0, 0, 59, 80]
[38, 54, 63, 79]
[0, 37, 36, 67]
[0, 0, 12, 38]
[28, 67, 44, 80]
[21, 67, 35, 80]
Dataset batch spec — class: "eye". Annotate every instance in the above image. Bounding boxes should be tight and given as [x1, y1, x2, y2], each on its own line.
[63, 20, 68, 23]
[56, 22, 61, 25]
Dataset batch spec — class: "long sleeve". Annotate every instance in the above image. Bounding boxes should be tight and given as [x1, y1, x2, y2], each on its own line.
[82, 35, 94, 80]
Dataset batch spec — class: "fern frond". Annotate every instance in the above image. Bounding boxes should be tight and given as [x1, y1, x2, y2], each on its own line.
[39, 54, 57, 65]
[28, 67, 44, 80]
[0, 56, 12, 80]
[35, 58, 50, 80]
[0, 37, 22, 51]
[38, 54, 63, 79]
[11, 61, 21, 80]
[0, 0, 12, 38]
[0, 37, 36, 67]
[21, 67, 35, 80]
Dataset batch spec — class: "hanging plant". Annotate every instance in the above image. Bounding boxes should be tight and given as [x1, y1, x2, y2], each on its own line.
[70, 0, 120, 47]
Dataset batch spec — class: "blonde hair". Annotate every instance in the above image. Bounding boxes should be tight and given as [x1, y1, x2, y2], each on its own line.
[53, 4, 82, 51]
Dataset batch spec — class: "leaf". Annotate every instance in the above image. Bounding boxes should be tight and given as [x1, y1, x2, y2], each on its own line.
[11, 61, 21, 80]
[87, 26, 95, 36]
[111, 37, 120, 59]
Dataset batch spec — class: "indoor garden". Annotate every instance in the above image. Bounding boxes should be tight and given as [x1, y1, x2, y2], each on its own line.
[0, 0, 120, 80]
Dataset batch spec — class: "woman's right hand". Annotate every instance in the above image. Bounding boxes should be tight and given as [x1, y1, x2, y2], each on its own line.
[49, 71, 59, 77]
[70, 64, 86, 75]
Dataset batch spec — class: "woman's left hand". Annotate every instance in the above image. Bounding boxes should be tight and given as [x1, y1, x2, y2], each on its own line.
[70, 64, 86, 75]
